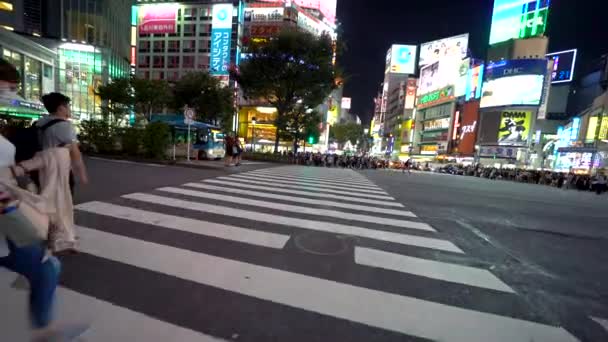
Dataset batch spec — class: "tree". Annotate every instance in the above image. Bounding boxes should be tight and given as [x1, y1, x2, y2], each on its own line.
[96, 78, 132, 125]
[172, 72, 234, 127]
[132, 78, 172, 121]
[330, 122, 364, 148]
[232, 30, 337, 152]
[280, 103, 322, 152]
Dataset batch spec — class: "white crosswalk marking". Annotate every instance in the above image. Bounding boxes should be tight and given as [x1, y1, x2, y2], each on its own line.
[355, 247, 515, 293]
[76, 201, 290, 249]
[591, 316, 608, 332]
[71, 227, 577, 342]
[3, 166, 581, 342]
[203, 179, 404, 207]
[156, 187, 432, 230]
[216, 176, 395, 199]
[228, 173, 389, 194]
[182, 183, 416, 217]
[123, 192, 460, 251]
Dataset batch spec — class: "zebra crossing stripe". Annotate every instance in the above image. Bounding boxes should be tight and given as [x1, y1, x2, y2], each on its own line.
[76, 201, 290, 249]
[122, 192, 463, 253]
[203, 179, 404, 207]
[157, 187, 431, 231]
[216, 177, 395, 200]
[591, 316, 608, 333]
[0, 271, 226, 342]
[72, 227, 579, 342]
[183, 183, 416, 217]
[245, 171, 376, 186]
[228, 174, 389, 194]
[355, 247, 515, 293]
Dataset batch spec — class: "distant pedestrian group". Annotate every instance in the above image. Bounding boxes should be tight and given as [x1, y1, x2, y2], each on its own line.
[224, 132, 243, 167]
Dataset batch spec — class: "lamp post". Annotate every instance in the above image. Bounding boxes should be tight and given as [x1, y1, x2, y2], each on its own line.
[252, 117, 257, 153]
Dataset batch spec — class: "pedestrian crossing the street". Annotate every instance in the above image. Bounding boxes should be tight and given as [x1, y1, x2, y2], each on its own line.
[1, 166, 580, 342]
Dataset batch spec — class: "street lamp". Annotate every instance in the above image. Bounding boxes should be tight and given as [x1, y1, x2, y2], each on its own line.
[252, 117, 257, 153]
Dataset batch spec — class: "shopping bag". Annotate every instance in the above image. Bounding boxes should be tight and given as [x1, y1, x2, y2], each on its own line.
[0, 202, 49, 247]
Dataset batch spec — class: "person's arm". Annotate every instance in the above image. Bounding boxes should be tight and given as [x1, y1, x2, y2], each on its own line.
[69, 144, 88, 185]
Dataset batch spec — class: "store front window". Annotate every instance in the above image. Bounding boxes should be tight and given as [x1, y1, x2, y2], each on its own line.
[2, 48, 23, 96]
[24, 56, 42, 102]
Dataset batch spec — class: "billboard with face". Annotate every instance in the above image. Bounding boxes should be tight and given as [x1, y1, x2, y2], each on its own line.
[497, 110, 532, 145]
[419, 33, 469, 67]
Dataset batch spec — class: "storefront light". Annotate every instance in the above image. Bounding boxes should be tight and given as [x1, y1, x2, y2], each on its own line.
[59, 42, 96, 52]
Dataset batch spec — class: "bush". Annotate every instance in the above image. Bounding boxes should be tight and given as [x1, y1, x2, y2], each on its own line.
[142, 122, 171, 159]
[121, 127, 143, 156]
[79, 120, 118, 154]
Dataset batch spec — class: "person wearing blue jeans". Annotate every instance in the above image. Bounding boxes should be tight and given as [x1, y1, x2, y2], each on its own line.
[0, 238, 61, 329]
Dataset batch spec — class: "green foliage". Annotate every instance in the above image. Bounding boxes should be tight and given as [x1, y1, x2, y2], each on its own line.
[96, 78, 132, 126]
[142, 122, 171, 159]
[232, 30, 337, 152]
[121, 127, 143, 156]
[330, 122, 364, 146]
[172, 72, 234, 125]
[79, 120, 118, 154]
[132, 78, 172, 121]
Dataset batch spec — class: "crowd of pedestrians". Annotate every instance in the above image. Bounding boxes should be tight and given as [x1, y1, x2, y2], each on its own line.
[286, 152, 394, 169]
[1, 59, 89, 341]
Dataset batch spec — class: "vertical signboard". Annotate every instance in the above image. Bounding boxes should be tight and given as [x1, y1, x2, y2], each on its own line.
[211, 4, 234, 76]
[537, 58, 554, 119]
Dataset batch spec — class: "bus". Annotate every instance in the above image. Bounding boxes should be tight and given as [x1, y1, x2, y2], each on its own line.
[150, 115, 225, 160]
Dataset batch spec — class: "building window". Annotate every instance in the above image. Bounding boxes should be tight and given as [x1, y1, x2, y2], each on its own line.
[168, 40, 180, 53]
[153, 40, 165, 53]
[24, 57, 42, 102]
[153, 56, 165, 68]
[183, 7, 197, 20]
[168, 56, 179, 69]
[139, 40, 150, 52]
[182, 56, 195, 68]
[168, 71, 179, 82]
[183, 40, 195, 53]
[169, 24, 181, 37]
[198, 40, 210, 53]
[199, 7, 211, 20]
[138, 55, 150, 68]
[184, 24, 196, 37]
[197, 55, 209, 70]
[152, 71, 165, 80]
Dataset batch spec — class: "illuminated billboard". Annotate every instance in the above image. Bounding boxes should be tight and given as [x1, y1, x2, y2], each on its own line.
[386, 45, 417, 74]
[137, 4, 178, 34]
[211, 4, 234, 76]
[497, 110, 532, 145]
[546, 49, 577, 84]
[244, 7, 284, 22]
[419, 33, 469, 67]
[418, 58, 463, 96]
[257, 0, 336, 24]
[465, 64, 484, 101]
[489, 0, 550, 45]
[480, 59, 546, 108]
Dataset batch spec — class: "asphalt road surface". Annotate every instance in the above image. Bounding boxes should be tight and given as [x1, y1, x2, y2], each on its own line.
[2, 159, 607, 341]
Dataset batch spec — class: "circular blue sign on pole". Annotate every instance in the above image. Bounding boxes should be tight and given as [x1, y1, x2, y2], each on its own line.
[217, 9, 228, 21]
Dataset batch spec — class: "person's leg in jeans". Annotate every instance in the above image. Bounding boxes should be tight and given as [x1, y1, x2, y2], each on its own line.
[0, 238, 60, 328]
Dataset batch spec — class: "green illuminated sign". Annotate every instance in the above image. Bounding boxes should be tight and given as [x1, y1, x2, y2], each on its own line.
[417, 86, 454, 108]
[489, 0, 550, 45]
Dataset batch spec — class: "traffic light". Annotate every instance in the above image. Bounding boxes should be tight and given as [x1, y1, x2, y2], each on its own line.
[307, 135, 316, 144]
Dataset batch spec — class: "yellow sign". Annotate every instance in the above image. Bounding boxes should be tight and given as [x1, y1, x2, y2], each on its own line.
[599, 116, 608, 140]
[586, 116, 598, 141]
[497, 110, 531, 145]
[326, 105, 338, 125]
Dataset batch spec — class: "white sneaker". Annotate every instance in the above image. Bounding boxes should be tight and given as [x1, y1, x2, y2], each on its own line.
[32, 322, 90, 342]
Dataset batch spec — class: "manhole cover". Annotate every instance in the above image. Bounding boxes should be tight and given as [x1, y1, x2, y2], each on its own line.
[294, 232, 349, 256]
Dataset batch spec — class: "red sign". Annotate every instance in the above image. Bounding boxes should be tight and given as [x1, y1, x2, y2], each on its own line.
[457, 100, 480, 155]
[130, 47, 136, 66]
[138, 4, 177, 34]
[249, 25, 281, 37]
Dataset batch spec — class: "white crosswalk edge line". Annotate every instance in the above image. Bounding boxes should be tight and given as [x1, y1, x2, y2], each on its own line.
[355, 247, 515, 293]
[76, 201, 290, 249]
[591, 316, 608, 332]
[123, 193, 462, 252]
[217, 177, 395, 200]
[243, 173, 378, 188]
[158, 187, 432, 231]
[183, 183, 416, 217]
[74, 227, 579, 342]
[246, 171, 375, 185]
[229, 174, 388, 194]
[204, 179, 404, 207]
[0, 271, 227, 342]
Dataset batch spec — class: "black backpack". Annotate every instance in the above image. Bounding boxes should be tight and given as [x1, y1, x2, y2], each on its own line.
[8, 119, 65, 163]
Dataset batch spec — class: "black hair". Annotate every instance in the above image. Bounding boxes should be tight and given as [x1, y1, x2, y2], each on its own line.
[41, 92, 71, 113]
[0, 58, 19, 83]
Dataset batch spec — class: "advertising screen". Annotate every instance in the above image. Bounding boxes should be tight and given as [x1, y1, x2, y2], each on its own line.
[465, 64, 484, 101]
[210, 4, 234, 76]
[489, 0, 550, 45]
[244, 7, 284, 22]
[386, 45, 417, 74]
[497, 110, 532, 145]
[419, 33, 469, 67]
[257, 0, 336, 24]
[546, 49, 577, 84]
[480, 75, 544, 108]
[484, 59, 547, 81]
[137, 4, 178, 34]
[418, 58, 462, 96]
[341, 97, 351, 110]
[458, 101, 480, 154]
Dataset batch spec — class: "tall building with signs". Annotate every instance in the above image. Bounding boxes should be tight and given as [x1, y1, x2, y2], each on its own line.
[132, 0, 245, 86]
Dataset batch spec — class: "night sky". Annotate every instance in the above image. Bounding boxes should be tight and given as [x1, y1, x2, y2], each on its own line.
[337, 0, 608, 124]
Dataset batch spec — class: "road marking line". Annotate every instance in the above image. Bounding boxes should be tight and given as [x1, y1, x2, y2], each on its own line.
[76, 201, 290, 249]
[88, 157, 165, 168]
[183, 183, 416, 217]
[243, 171, 377, 187]
[158, 187, 430, 231]
[246, 170, 375, 185]
[591, 316, 608, 332]
[71, 227, 579, 342]
[355, 247, 515, 293]
[123, 193, 461, 252]
[0, 271, 226, 342]
[217, 176, 395, 200]
[229, 174, 388, 194]
[203, 179, 404, 207]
